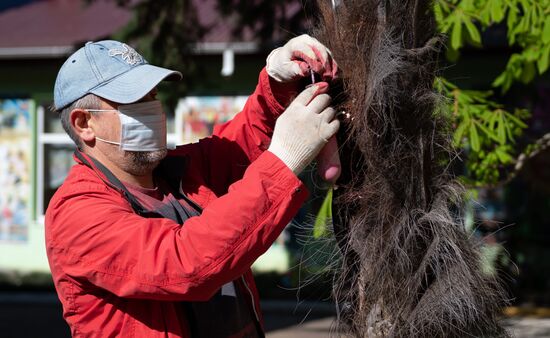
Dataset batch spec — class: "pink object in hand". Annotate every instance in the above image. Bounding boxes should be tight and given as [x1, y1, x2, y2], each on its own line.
[317, 135, 341, 183]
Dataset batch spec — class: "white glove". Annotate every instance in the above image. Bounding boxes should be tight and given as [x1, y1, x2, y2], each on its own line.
[266, 34, 338, 83]
[268, 83, 340, 175]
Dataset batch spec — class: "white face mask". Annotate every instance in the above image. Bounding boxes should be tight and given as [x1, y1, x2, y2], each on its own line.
[87, 100, 167, 151]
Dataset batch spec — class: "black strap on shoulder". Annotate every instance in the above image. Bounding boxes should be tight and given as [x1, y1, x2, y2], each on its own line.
[155, 155, 203, 213]
[74, 150, 153, 216]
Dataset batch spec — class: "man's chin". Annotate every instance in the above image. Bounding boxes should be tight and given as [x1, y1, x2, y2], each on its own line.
[124, 149, 168, 174]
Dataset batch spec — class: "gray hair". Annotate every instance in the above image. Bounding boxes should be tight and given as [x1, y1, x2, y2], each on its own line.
[56, 94, 102, 148]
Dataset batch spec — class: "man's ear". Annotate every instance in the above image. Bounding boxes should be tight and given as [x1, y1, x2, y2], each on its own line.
[70, 109, 95, 142]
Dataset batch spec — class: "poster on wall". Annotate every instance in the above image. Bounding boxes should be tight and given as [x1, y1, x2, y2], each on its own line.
[175, 96, 248, 143]
[0, 99, 32, 243]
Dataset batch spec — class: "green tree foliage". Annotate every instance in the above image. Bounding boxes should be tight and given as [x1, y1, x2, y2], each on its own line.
[435, 0, 550, 185]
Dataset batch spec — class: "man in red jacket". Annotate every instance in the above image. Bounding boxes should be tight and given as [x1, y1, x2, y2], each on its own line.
[46, 35, 339, 337]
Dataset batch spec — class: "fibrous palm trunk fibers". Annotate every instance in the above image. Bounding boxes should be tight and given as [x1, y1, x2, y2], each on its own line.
[312, 1, 508, 337]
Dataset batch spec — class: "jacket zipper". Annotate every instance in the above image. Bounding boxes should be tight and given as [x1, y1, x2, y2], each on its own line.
[241, 276, 260, 322]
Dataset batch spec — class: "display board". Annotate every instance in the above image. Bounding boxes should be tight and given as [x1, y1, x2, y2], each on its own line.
[175, 96, 248, 144]
[0, 99, 33, 243]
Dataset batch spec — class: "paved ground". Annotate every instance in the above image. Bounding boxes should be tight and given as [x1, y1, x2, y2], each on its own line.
[268, 317, 335, 338]
[503, 317, 550, 337]
[267, 317, 550, 337]
[1, 292, 550, 337]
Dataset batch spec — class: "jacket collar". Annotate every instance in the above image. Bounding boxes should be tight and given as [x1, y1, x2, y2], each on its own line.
[73, 149, 189, 184]
[73, 148, 196, 215]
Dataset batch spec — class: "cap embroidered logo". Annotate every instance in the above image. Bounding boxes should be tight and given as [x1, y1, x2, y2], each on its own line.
[108, 43, 143, 65]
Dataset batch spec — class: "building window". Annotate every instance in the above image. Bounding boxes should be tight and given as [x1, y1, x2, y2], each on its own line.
[37, 104, 74, 217]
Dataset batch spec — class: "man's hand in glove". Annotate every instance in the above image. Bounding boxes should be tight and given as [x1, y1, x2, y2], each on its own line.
[267, 34, 338, 83]
[266, 34, 338, 108]
[268, 83, 340, 176]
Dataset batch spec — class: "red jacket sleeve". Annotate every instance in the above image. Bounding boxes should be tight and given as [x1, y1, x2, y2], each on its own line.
[213, 67, 286, 153]
[46, 152, 308, 301]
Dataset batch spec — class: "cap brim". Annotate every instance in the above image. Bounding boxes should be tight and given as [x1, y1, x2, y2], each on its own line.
[90, 64, 182, 104]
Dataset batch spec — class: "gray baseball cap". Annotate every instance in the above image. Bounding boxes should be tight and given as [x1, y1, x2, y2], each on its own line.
[54, 40, 182, 110]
